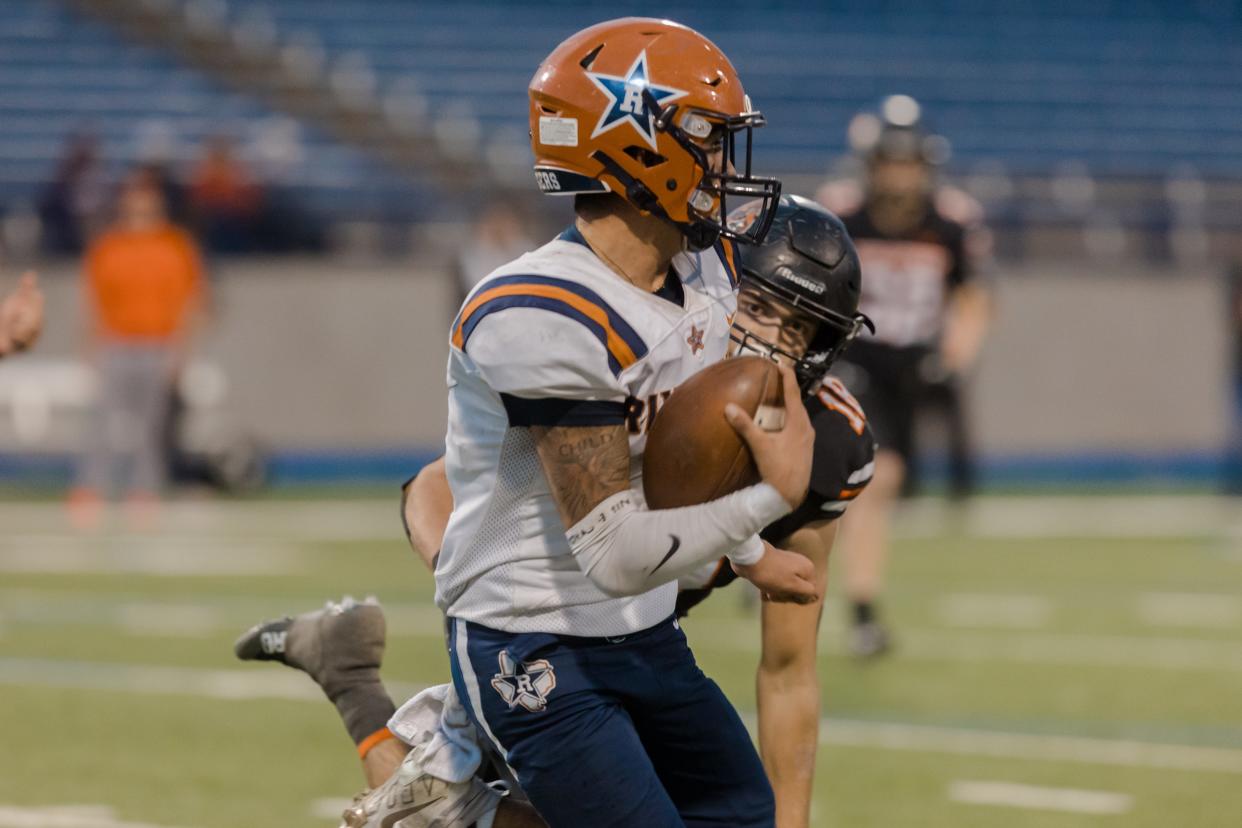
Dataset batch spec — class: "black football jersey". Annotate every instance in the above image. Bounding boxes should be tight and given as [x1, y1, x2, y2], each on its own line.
[841, 197, 972, 350]
[675, 376, 876, 616]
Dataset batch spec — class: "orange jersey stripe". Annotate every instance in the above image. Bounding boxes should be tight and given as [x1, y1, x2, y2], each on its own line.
[452, 283, 640, 369]
[720, 240, 739, 285]
[839, 486, 866, 499]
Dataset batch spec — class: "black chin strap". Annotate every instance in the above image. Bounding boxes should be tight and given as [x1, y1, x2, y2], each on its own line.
[590, 150, 719, 252]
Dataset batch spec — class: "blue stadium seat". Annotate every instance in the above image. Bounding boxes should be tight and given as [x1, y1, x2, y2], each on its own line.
[0, 0, 427, 221]
[1, 0, 1238, 224]
[248, 0, 1242, 178]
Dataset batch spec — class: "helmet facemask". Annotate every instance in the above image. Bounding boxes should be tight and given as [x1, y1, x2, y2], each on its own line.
[647, 93, 781, 250]
[730, 277, 873, 393]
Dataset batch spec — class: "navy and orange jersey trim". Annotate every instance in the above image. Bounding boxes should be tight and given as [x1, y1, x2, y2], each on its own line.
[452, 275, 648, 376]
[557, 224, 590, 248]
[501, 395, 626, 427]
[714, 238, 741, 289]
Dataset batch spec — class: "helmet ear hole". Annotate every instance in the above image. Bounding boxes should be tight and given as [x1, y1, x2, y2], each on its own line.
[623, 146, 668, 168]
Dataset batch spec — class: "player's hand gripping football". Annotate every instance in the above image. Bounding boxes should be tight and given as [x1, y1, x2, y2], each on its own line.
[731, 541, 818, 604]
[724, 362, 814, 510]
[725, 362, 818, 604]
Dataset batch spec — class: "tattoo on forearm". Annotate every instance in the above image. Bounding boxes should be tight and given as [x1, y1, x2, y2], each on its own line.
[532, 424, 630, 526]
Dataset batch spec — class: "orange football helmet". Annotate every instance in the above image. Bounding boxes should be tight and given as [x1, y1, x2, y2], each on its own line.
[529, 18, 781, 250]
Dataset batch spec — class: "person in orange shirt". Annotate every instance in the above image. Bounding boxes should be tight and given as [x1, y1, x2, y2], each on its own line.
[72, 170, 205, 524]
[190, 135, 261, 252]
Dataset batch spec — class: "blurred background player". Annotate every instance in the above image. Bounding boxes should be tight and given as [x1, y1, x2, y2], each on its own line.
[37, 130, 109, 256]
[69, 168, 206, 528]
[0, 271, 44, 358]
[189, 134, 263, 254]
[236, 196, 873, 828]
[818, 95, 992, 657]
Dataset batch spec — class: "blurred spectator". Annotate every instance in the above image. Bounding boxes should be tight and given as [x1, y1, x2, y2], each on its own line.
[190, 135, 262, 253]
[140, 160, 192, 228]
[37, 132, 110, 255]
[0, 272, 44, 358]
[70, 171, 206, 528]
[1227, 263, 1242, 494]
[454, 201, 533, 301]
[821, 96, 993, 658]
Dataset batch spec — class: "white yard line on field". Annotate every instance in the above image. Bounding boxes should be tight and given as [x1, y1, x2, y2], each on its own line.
[308, 799, 354, 821]
[935, 594, 1054, 629]
[0, 538, 300, 576]
[0, 657, 423, 702]
[900, 629, 1242, 673]
[0, 500, 400, 542]
[686, 616, 1242, 673]
[947, 780, 1133, 815]
[820, 720, 1242, 775]
[5, 584, 1239, 674]
[0, 590, 449, 639]
[892, 495, 1235, 540]
[0, 804, 190, 828]
[0, 495, 1235, 543]
[6, 656, 1242, 778]
[1137, 592, 1242, 629]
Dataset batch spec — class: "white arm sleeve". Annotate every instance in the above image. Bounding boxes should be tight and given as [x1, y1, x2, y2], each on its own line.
[566, 483, 791, 597]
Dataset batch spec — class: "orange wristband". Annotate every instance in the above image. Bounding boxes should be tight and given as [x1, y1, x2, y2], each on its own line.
[357, 726, 397, 759]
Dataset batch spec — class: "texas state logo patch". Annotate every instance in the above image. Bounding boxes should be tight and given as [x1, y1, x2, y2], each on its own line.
[491, 649, 557, 712]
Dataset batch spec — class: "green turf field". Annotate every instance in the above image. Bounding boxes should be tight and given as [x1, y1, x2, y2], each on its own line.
[2, 495, 1241, 827]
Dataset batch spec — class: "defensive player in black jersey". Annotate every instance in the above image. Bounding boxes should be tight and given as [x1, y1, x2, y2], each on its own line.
[819, 96, 992, 657]
[235, 197, 873, 828]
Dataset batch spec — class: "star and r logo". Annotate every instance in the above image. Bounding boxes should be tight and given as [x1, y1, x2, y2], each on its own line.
[491, 649, 557, 713]
[586, 50, 687, 149]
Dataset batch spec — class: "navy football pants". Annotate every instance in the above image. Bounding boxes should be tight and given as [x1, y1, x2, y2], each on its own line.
[447, 615, 775, 828]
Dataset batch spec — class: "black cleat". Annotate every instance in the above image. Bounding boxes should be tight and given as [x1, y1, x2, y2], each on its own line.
[848, 621, 893, 660]
[234, 595, 388, 687]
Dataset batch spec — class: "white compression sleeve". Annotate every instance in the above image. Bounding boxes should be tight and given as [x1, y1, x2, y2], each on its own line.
[566, 483, 791, 597]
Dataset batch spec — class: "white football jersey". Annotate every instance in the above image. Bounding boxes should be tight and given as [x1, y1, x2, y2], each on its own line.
[435, 226, 742, 636]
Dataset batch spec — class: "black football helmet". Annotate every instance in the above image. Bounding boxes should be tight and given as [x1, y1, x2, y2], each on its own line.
[727, 194, 873, 392]
[852, 94, 951, 168]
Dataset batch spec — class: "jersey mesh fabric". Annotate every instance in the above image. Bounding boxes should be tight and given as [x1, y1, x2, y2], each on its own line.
[466, 427, 539, 596]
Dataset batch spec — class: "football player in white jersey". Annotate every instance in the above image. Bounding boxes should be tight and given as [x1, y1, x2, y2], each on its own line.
[420, 17, 823, 828]
[237, 197, 875, 828]
[239, 17, 813, 828]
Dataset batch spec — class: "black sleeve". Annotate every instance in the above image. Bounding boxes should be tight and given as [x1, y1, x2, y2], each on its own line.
[500, 394, 627, 427]
[760, 387, 877, 545]
[945, 219, 970, 289]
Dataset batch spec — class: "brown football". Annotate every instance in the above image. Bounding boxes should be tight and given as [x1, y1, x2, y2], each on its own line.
[642, 356, 785, 509]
